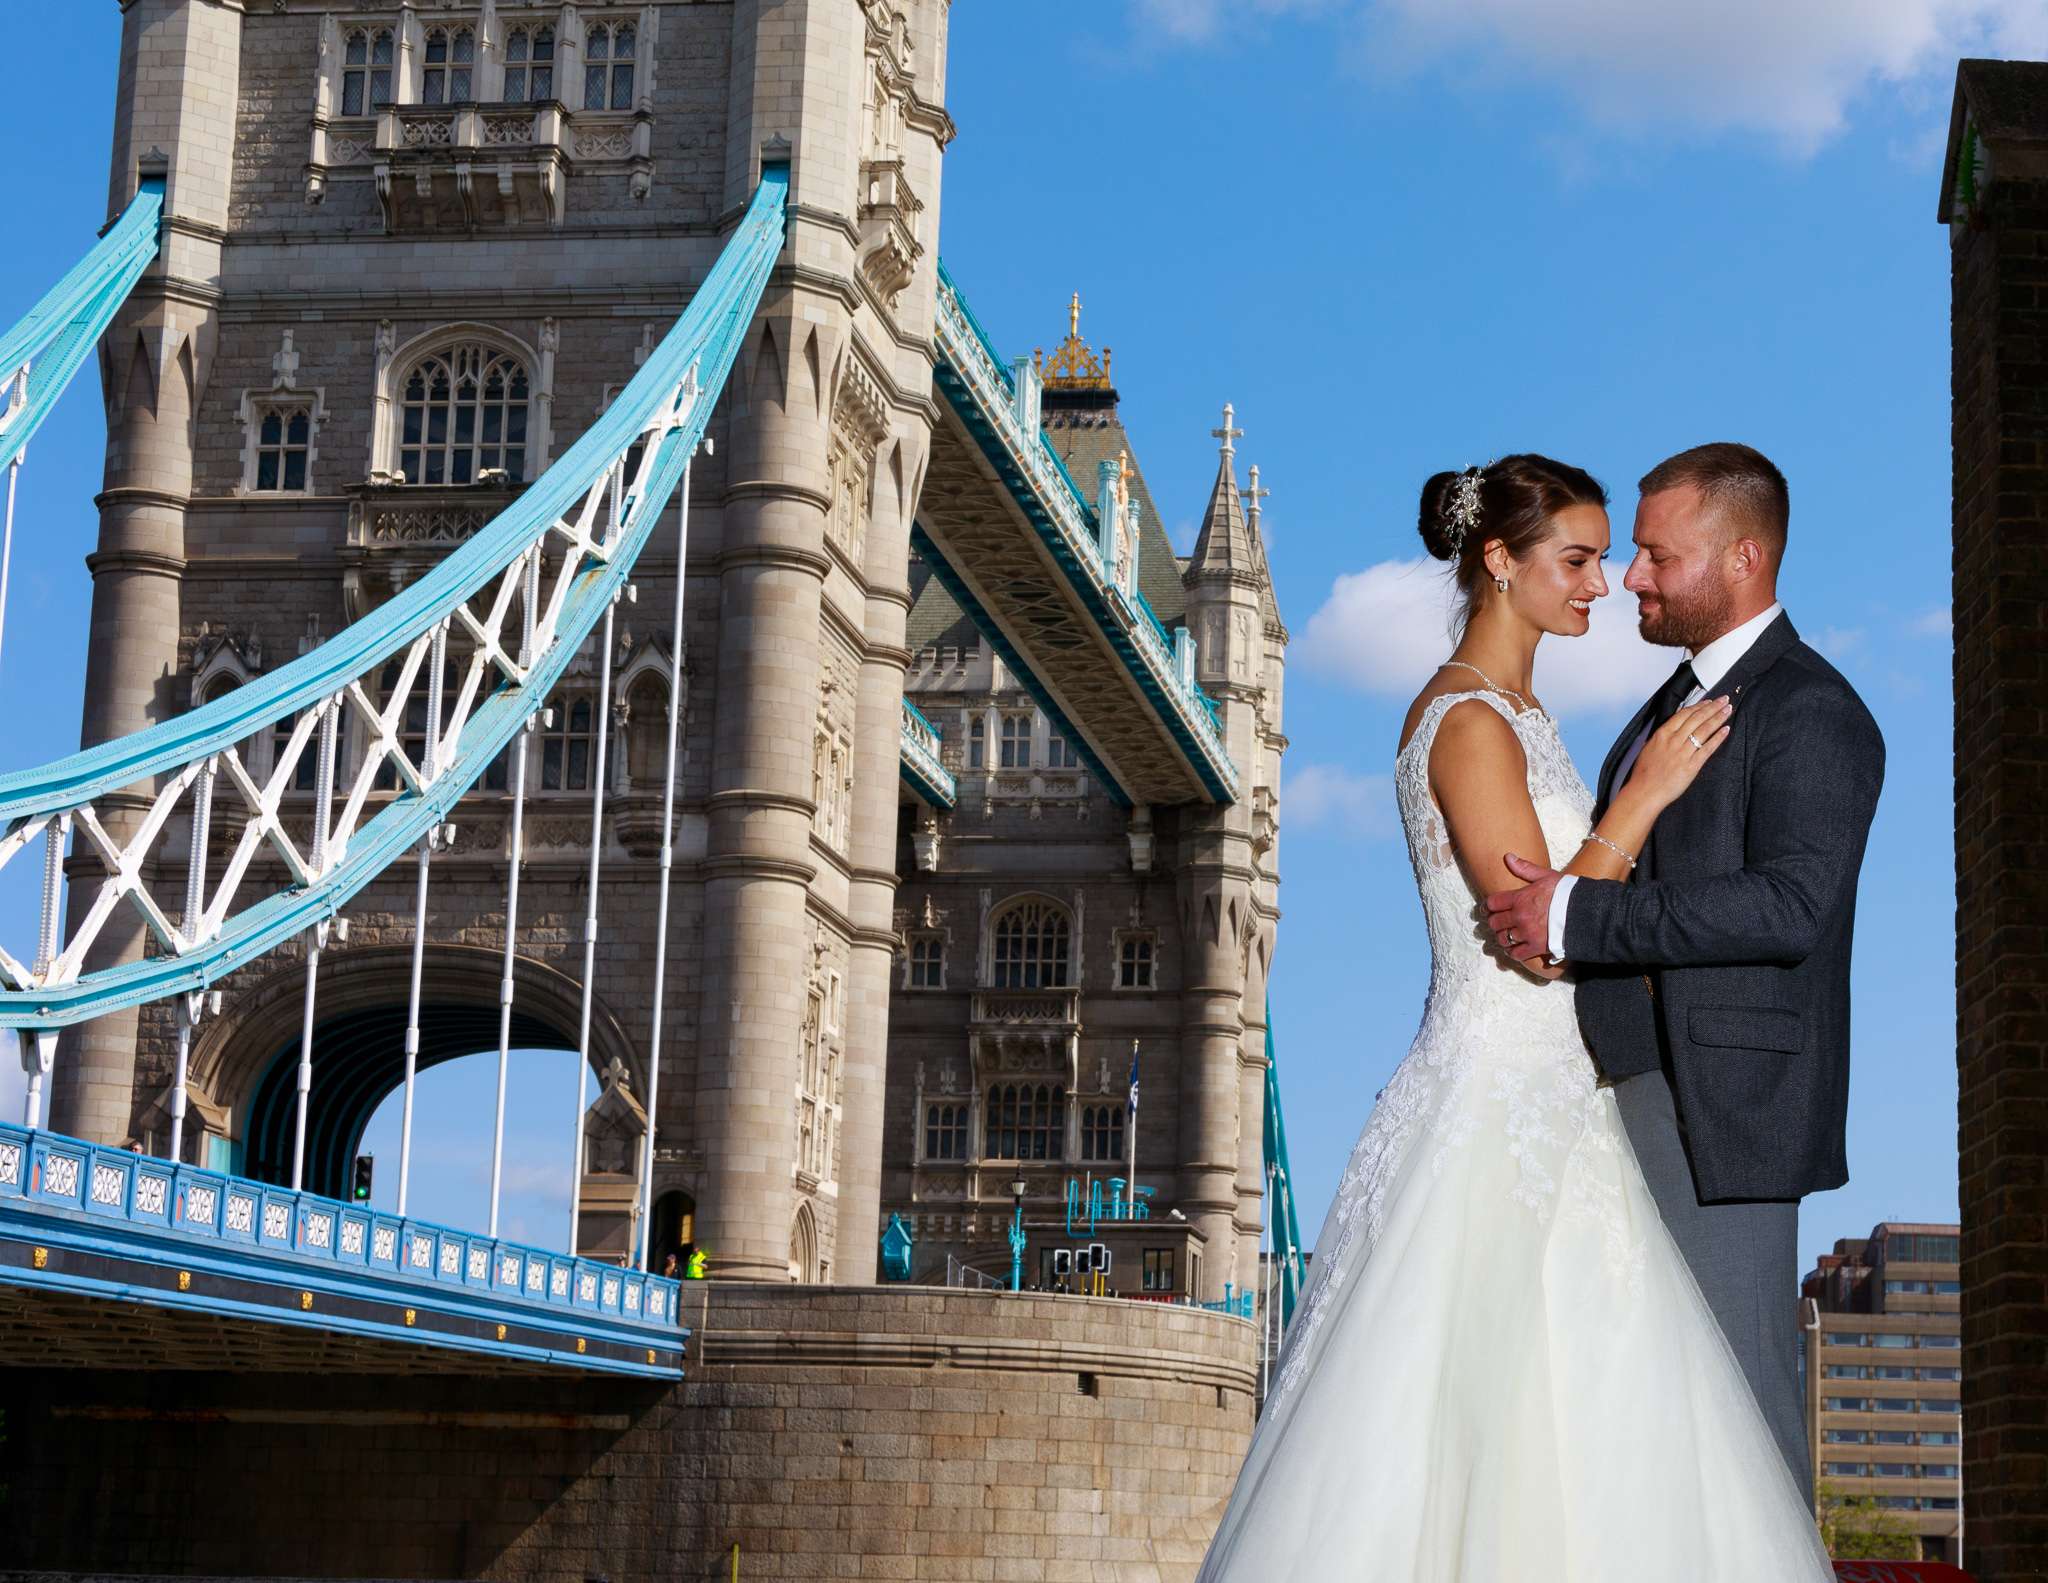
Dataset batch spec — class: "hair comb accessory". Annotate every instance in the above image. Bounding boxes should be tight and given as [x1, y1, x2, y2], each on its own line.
[1443, 465, 1485, 555]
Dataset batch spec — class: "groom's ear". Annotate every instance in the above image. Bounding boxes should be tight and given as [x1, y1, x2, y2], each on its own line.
[1727, 533, 1769, 584]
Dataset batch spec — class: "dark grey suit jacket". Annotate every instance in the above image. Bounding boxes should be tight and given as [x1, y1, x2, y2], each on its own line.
[1565, 612, 1884, 1203]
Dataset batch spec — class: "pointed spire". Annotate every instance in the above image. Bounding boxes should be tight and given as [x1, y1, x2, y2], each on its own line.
[1189, 403, 1253, 578]
[1243, 463, 1268, 541]
[1245, 462, 1284, 633]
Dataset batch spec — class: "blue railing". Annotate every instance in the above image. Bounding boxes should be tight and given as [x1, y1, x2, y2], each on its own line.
[0, 1120, 683, 1331]
[928, 262, 1239, 802]
[899, 699, 957, 808]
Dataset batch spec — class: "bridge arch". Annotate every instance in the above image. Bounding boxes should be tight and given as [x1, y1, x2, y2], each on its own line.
[189, 944, 642, 1200]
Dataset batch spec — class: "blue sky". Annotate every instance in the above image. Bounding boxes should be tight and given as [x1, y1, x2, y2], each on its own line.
[3, 3, 2035, 1266]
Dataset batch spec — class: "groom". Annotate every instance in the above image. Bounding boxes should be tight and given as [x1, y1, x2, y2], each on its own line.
[1483, 442, 1884, 1500]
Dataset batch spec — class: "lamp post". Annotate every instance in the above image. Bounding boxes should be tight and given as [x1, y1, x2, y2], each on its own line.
[1008, 1177, 1028, 1292]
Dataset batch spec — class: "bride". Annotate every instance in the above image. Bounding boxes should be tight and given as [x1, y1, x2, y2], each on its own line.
[1196, 455, 1833, 1580]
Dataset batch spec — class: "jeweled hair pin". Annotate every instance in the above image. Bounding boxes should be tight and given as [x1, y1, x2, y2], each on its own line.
[1443, 466, 1485, 556]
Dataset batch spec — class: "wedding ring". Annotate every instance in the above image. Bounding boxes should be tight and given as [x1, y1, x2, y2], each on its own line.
[1686, 732, 1703, 751]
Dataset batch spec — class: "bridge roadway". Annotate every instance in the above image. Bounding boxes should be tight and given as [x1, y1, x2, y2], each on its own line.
[0, 1121, 685, 1378]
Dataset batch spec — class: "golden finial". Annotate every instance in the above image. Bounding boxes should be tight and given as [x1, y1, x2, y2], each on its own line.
[1042, 293, 1111, 390]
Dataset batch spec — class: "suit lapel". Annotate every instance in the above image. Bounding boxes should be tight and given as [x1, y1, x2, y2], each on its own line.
[1708, 610, 1800, 706]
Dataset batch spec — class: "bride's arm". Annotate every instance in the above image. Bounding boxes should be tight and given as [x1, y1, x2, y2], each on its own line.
[1562, 695, 1736, 882]
[1427, 701, 1558, 978]
[1433, 695, 1735, 980]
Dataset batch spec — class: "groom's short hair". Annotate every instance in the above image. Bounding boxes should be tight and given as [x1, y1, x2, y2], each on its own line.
[1639, 443, 1789, 563]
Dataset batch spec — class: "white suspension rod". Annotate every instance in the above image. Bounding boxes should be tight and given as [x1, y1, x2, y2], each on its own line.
[22, 814, 63, 1128]
[397, 622, 448, 1217]
[0, 454, 19, 675]
[290, 698, 339, 1193]
[635, 463, 692, 1273]
[567, 591, 620, 1259]
[488, 551, 543, 1238]
[168, 758, 214, 1164]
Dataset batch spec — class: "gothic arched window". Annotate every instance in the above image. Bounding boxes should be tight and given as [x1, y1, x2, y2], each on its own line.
[340, 28, 395, 116]
[583, 21, 636, 110]
[1080, 1103, 1124, 1163]
[421, 27, 476, 106]
[990, 898, 1071, 989]
[923, 1103, 966, 1161]
[984, 1082, 1065, 1161]
[397, 343, 530, 486]
[502, 26, 556, 102]
[540, 695, 596, 791]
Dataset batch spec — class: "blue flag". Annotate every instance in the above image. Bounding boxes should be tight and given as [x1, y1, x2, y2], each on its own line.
[1126, 1045, 1140, 1118]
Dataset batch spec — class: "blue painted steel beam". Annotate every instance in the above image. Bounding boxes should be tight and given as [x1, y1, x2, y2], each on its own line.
[898, 697, 957, 809]
[0, 181, 165, 474]
[0, 168, 788, 1032]
[0, 1120, 685, 1377]
[928, 261, 1237, 805]
[909, 521, 1131, 809]
[1262, 1007, 1304, 1329]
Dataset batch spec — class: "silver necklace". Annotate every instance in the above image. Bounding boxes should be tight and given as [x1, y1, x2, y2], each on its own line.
[1441, 659, 1538, 715]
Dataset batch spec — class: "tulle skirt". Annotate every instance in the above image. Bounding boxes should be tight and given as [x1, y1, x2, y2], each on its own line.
[1196, 1032, 1834, 1582]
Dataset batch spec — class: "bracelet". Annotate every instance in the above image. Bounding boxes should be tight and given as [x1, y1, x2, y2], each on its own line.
[1581, 832, 1637, 870]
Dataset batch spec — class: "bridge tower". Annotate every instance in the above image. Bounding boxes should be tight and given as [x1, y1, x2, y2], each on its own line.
[694, 0, 949, 1280]
[1179, 408, 1286, 1298]
[54, 0, 243, 1145]
[58, 0, 955, 1286]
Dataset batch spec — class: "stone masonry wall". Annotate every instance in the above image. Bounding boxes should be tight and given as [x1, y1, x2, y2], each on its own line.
[0, 1283, 1257, 1583]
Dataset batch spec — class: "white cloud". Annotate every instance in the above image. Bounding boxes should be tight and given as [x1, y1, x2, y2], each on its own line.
[1366, 0, 2048, 151]
[1297, 556, 1683, 715]
[1135, 0, 1342, 45]
[1282, 763, 1395, 838]
[1135, 0, 2048, 152]
[1818, 626, 1867, 659]
[1910, 605, 1953, 638]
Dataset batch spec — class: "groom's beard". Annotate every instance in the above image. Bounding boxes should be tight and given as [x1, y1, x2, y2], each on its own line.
[1637, 578, 1735, 650]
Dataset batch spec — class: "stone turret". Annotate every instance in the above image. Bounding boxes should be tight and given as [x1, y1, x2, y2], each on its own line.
[55, 0, 242, 1146]
[1174, 406, 1283, 1300]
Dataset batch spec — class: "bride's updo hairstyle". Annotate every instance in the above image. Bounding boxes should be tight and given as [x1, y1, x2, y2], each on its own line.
[1418, 453, 1607, 630]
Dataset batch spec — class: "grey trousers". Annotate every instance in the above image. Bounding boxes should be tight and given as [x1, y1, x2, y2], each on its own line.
[1613, 1066, 1809, 1503]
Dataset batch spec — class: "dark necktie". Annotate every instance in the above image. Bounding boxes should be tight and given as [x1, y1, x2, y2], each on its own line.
[1617, 660, 1700, 795]
[1650, 659, 1699, 731]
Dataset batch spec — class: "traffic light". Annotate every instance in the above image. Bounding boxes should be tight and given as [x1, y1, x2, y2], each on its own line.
[351, 1154, 374, 1203]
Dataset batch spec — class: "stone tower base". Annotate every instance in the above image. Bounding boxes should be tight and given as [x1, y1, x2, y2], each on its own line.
[2, 1284, 1258, 1581]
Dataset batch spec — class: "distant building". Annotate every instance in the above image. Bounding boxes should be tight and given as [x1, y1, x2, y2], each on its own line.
[1801, 1222, 1963, 1564]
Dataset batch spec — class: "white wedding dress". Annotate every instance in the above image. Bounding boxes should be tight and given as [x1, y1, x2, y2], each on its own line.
[1197, 690, 1832, 1581]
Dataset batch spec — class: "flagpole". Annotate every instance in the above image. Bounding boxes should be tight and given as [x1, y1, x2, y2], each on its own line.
[1127, 1038, 1139, 1201]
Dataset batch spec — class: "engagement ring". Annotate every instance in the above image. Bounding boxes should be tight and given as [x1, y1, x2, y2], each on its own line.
[1687, 732, 1703, 750]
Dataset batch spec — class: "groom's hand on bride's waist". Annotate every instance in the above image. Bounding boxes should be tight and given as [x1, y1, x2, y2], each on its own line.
[1485, 853, 1561, 964]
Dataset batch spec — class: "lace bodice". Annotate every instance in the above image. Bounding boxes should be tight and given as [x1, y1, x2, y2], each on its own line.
[1272, 690, 1621, 1403]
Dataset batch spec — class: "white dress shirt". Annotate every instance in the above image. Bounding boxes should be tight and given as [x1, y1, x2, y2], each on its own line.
[1544, 602, 1785, 955]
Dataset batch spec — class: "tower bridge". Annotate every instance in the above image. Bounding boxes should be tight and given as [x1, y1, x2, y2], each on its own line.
[0, 3, 1297, 1576]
